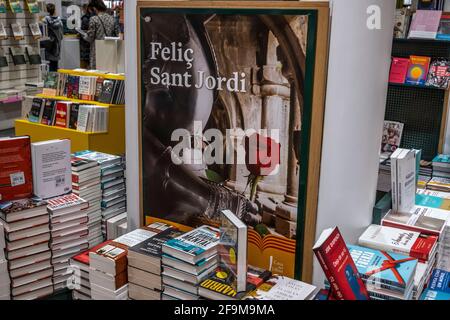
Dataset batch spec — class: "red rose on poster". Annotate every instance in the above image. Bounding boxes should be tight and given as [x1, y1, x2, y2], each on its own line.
[244, 133, 281, 177]
[243, 133, 281, 201]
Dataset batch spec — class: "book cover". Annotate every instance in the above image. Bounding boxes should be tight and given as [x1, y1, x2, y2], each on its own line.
[28, 22, 42, 39]
[436, 14, 450, 40]
[129, 227, 182, 258]
[389, 58, 409, 84]
[426, 58, 450, 89]
[72, 240, 111, 266]
[394, 8, 411, 39]
[163, 225, 220, 262]
[0, 197, 46, 222]
[408, 10, 442, 39]
[43, 72, 58, 96]
[218, 209, 247, 292]
[54, 102, 71, 128]
[428, 269, 450, 294]
[415, 192, 450, 210]
[31, 139, 72, 199]
[74, 150, 122, 168]
[68, 104, 80, 130]
[420, 289, 450, 300]
[8, 47, 26, 66]
[244, 275, 318, 300]
[382, 206, 447, 237]
[98, 79, 115, 103]
[46, 193, 88, 214]
[0, 136, 33, 201]
[381, 120, 404, 155]
[406, 56, 431, 86]
[0, 23, 7, 40]
[10, 23, 24, 41]
[391, 148, 416, 213]
[40, 100, 56, 125]
[348, 245, 418, 289]
[28, 98, 43, 123]
[313, 227, 370, 300]
[358, 224, 437, 262]
[25, 46, 41, 65]
[7, 0, 22, 13]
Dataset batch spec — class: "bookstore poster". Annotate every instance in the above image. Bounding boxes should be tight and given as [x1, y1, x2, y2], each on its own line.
[137, 2, 328, 279]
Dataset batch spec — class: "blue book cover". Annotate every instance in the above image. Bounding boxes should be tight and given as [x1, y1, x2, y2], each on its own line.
[348, 245, 418, 288]
[428, 269, 450, 294]
[432, 154, 450, 164]
[415, 193, 445, 208]
[164, 225, 220, 258]
[420, 289, 450, 300]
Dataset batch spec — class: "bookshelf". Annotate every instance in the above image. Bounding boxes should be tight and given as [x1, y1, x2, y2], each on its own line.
[14, 70, 126, 155]
[386, 39, 450, 161]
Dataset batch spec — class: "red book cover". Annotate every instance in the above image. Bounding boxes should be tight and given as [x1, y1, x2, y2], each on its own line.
[389, 57, 409, 84]
[73, 240, 112, 265]
[313, 227, 370, 300]
[410, 235, 437, 262]
[0, 136, 33, 201]
[54, 102, 70, 128]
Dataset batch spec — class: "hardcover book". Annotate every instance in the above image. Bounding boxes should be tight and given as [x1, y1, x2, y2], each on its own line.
[0, 136, 33, 201]
[218, 210, 247, 292]
[406, 56, 431, 86]
[46, 193, 88, 216]
[162, 225, 220, 264]
[358, 224, 438, 262]
[313, 227, 370, 300]
[348, 245, 418, 290]
[0, 197, 47, 223]
[31, 139, 72, 199]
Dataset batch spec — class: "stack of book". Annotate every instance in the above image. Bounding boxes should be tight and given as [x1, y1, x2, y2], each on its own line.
[71, 156, 103, 248]
[47, 193, 89, 292]
[73, 151, 127, 239]
[69, 241, 111, 300]
[358, 224, 438, 299]
[432, 154, 450, 178]
[390, 148, 416, 213]
[161, 225, 220, 300]
[0, 198, 53, 300]
[89, 227, 157, 300]
[106, 212, 127, 240]
[348, 245, 418, 300]
[128, 223, 183, 300]
[427, 176, 450, 192]
[0, 257, 9, 300]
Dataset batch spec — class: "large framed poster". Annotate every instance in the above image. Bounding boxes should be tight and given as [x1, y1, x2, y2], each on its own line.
[136, 1, 329, 281]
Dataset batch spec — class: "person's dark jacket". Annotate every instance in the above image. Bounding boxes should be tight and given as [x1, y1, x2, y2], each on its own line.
[43, 15, 64, 61]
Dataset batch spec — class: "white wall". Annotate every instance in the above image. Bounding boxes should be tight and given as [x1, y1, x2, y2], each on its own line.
[313, 0, 395, 286]
[124, 0, 139, 231]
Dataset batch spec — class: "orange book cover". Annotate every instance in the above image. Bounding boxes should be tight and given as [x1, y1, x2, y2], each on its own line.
[54, 102, 70, 128]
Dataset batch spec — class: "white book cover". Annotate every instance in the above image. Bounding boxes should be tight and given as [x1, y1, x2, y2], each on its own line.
[358, 224, 420, 256]
[246, 275, 318, 300]
[391, 148, 416, 213]
[31, 139, 72, 199]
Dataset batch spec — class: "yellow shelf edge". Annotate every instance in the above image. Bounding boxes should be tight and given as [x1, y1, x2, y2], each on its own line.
[57, 69, 125, 81]
[36, 94, 125, 108]
[15, 119, 107, 136]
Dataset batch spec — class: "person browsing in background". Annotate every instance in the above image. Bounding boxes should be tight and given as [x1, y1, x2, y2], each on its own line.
[43, 3, 64, 72]
[80, 4, 94, 69]
[77, 0, 120, 69]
